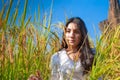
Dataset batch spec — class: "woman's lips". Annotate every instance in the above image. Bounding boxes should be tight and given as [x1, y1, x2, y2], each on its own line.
[69, 40, 75, 43]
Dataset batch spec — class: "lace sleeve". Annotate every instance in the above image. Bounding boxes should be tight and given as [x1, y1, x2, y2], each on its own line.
[50, 53, 60, 80]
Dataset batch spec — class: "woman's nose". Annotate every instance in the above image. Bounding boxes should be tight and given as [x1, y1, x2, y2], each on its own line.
[70, 32, 74, 37]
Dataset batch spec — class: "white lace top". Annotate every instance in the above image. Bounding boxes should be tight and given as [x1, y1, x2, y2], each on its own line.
[50, 49, 86, 80]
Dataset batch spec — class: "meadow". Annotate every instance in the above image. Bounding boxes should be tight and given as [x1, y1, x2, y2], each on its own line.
[0, 0, 120, 80]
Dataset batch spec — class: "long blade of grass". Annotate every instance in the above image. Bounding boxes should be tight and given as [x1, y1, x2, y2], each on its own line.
[33, 10, 36, 23]
[0, 4, 6, 19]
[21, 0, 28, 28]
[25, 16, 31, 27]
[47, 0, 53, 31]
[4, 0, 13, 23]
[11, 0, 20, 25]
[38, 5, 40, 22]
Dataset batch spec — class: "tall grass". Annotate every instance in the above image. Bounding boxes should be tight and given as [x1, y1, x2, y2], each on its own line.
[0, 0, 60, 80]
[0, 0, 120, 80]
[89, 25, 120, 80]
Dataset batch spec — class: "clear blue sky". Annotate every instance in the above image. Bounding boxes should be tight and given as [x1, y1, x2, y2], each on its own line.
[0, 0, 109, 43]
[39, 0, 109, 42]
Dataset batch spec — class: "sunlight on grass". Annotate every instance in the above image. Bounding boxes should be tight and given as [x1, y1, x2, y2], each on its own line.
[89, 25, 120, 80]
[0, 0, 60, 80]
[0, 0, 120, 80]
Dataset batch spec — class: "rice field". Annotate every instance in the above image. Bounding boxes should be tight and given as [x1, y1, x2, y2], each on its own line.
[0, 0, 120, 80]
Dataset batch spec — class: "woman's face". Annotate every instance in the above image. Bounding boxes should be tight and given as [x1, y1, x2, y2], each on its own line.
[65, 22, 81, 48]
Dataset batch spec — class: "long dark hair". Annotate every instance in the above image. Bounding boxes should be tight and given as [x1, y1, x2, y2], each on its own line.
[61, 17, 94, 74]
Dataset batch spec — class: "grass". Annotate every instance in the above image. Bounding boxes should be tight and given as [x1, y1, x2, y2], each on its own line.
[89, 25, 120, 80]
[0, 0, 60, 80]
[0, 0, 120, 80]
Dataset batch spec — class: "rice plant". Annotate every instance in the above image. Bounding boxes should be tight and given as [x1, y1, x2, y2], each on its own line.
[0, 0, 60, 80]
[89, 25, 120, 80]
[0, 0, 120, 80]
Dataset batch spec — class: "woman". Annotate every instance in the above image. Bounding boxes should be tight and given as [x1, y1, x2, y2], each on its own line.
[50, 17, 94, 80]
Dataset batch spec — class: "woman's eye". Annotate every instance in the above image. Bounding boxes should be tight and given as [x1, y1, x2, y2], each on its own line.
[75, 31, 80, 33]
[66, 30, 70, 33]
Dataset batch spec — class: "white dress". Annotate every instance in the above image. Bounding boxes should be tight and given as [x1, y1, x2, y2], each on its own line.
[50, 49, 86, 80]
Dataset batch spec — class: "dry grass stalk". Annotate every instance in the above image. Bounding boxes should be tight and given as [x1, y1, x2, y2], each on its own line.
[0, 19, 2, 26]
[0, 32, 5, 62]
[8, 41, 14, 63]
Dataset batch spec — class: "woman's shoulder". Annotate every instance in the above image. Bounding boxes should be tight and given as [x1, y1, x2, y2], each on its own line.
[50, 52, 59, 68]
[52, 49, 66, 58]
[50, 49, 66, 67]
[51, 49, 66, 59]
[51, 52, 59, 63]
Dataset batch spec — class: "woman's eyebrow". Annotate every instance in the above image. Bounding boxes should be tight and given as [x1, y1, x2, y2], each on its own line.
[66, 28, 71, 30]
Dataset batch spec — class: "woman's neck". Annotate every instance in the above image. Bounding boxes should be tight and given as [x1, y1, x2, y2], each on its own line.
[66, 46, 79, 53]
[66, 46, 81, 62]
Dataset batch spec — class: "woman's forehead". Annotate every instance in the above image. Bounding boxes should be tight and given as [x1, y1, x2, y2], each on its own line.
[67, 22, 79, 29]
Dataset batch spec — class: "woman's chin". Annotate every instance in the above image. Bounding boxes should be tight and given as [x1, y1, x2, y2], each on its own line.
[69, 43, 77, 47]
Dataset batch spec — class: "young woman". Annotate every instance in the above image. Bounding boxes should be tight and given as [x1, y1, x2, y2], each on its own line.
[50, 17, 94, 80]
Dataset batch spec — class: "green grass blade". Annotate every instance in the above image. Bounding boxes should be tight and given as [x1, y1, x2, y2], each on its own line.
[21, 0, 28, 28]
[38, 5, 40, 22]
[47, 0, 53, 30]
[12, 0, 20, 25]
[0, 4, 6, 19]
[4, 0, 13, 23]
[25, 16, 31, 27]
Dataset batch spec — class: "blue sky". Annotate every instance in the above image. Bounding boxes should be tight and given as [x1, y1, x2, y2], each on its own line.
[0, 0, 109, 42]
[39, 0, 109, 41]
